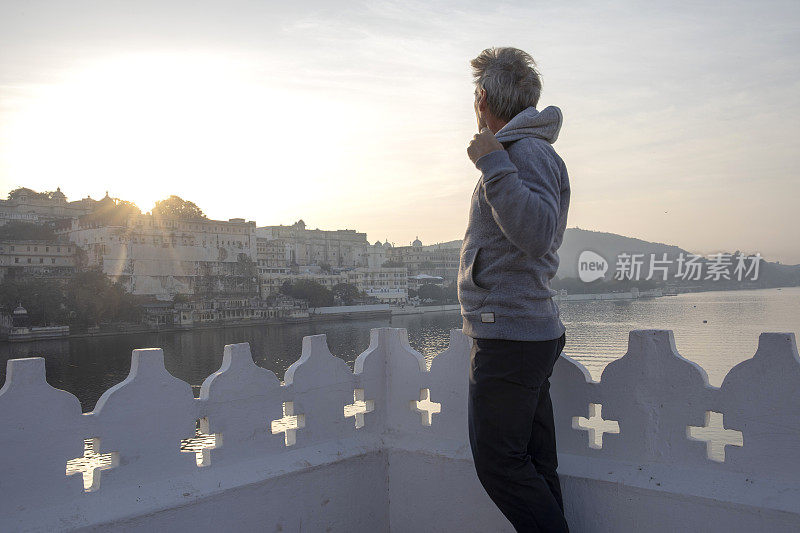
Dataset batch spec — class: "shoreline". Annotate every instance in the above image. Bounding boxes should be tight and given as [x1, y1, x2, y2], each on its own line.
[3, 287, 795, 344]
[1, 304, 466, 343]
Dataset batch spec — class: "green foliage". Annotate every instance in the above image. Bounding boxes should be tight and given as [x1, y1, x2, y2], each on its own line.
[0, 268, 141, 329]
[8, 187, 52, 200]
[151, 195, 207, 219]
[82, 199, 141, 226]
[63, 269, 142, 329]
[441, 282, 458, 303]
[0, 222, 58, 241]
[233, 254, 258, 295]
[280, 280, 334, 307]
[418, 283, 443, 302]
[172, 293, 189, 304]
[235, 254, 257, 278]
[332, 283, 360, 305]
[0, 278, 64, 325]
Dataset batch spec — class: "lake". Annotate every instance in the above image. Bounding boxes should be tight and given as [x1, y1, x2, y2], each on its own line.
[1, 288, 798, 412]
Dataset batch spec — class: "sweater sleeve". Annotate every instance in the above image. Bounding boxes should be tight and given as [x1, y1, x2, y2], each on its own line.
[474, 147, 561, 259]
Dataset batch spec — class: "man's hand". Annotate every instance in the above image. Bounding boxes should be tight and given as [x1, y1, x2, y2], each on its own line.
[467, 127, 504, 165]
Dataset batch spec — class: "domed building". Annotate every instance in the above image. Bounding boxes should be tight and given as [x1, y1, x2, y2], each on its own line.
[51, 187, 67, 203]
[11, 304, 29, 328]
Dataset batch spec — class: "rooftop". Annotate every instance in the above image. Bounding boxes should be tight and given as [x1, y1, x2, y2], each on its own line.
[0, 327, 798, 532]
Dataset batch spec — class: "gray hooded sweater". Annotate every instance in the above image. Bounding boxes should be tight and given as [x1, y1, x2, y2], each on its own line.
[457, 105, 570, 341]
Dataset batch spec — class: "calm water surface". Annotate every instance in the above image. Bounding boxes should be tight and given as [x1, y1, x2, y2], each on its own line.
[2, 288, 798, 411]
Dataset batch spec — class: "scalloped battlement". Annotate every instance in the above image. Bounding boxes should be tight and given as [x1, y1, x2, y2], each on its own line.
[0, 328, 798, 532]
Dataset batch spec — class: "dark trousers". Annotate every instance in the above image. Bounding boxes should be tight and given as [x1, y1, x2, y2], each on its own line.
[468, 333, 568, 533]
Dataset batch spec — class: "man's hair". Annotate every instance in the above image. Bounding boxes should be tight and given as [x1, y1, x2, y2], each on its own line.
[471, 47, 542, 123]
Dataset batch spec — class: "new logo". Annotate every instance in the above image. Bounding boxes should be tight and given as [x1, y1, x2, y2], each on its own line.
[578, 250, 608, 282]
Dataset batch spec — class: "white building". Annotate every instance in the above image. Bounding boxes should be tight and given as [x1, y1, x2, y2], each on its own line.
[257, 219, 370, 268]
[0, 240, 77, 282]
[0, 187, 96, 222]
[259, 266, 408, 303]
[63, 212, 257, 297]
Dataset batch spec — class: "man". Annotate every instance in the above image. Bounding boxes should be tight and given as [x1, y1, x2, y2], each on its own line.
[458, 47, 571, 532]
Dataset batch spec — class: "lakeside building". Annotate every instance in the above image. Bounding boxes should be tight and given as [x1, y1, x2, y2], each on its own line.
[255, 236, 292, 269]
[258, 266, 408, 304]
[366, 240, 392, 269]
[1, 189, 422, 307]
[256, 219, 370, 268]
[0, 187, 96, 223]
[347, 266, 408, 303]
[61, 211, 257, 297]
[142, 294, 309, 327]
[386, 238, 461, 283]
[0, 239, 77, 282]
[407, 273, 444, 291]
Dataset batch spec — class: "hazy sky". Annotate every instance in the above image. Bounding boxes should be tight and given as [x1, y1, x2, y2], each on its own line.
[1, 1, 798, 263]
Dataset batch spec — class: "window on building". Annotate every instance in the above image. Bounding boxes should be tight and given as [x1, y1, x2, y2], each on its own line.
[51, 258, 56, 264]
[14, 257, 19, 263]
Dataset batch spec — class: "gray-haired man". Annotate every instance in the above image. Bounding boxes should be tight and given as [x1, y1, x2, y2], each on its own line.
[458, 47, 571, 532]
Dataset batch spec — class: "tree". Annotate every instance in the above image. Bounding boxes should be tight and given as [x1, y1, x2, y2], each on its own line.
[418, 283, 443, 303]
[0, 278, 65, 325]
[83, 199, 141, 226]
[0, 269, 142, 329]
[233, 254, 258, 295]
[441, 282, 458, 303]
[332, 283, 360, 305]
[7, 187, 48, 200]
[63, 269, 142, 330]
[151, 195, 207, 219]
[281, 280, 334, 307]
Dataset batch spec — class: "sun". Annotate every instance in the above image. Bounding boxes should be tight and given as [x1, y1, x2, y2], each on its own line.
[1, 51, 349, 219]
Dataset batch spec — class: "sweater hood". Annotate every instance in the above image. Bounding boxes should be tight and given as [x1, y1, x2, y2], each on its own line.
[493, 105, 563, 144]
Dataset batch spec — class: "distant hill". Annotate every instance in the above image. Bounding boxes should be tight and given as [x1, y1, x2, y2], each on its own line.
[433, 228, 690, 278]
[438, 228, 800, 288]
[557, 228, 690, 278]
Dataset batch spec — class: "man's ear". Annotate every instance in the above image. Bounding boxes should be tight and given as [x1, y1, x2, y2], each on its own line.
[477, 89, 487, 111]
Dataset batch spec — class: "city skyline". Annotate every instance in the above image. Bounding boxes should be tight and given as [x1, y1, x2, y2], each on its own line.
[1, 1, 798, 263]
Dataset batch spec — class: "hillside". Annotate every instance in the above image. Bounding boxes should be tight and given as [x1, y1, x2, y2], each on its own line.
[440, 228, 800, 288]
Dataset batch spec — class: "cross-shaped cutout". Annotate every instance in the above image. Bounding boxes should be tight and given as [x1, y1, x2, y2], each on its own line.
[271, 401, 306, 446]
[180, 418, 222, 467]
[573, 403, 620, 449]
[65, 437, 119, 492]
[687, 410, 743, 462]
[410, 388, 441, 427]
[344, 389, 375, 429]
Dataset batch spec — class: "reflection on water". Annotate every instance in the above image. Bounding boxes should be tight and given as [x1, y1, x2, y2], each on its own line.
[3, 289, 799, 415]
[560, 287, 800, 385]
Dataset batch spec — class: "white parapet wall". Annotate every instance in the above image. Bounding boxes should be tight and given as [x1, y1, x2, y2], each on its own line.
[0, 328, 798, 532]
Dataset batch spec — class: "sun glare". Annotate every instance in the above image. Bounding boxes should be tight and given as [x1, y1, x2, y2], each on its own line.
[2, 52, 349, 217]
